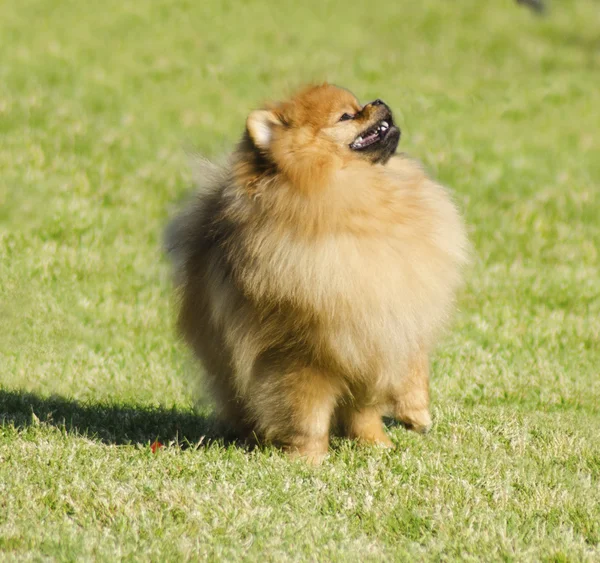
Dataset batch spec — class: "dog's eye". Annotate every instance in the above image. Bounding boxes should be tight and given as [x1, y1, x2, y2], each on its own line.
[339, 113, 354, 122]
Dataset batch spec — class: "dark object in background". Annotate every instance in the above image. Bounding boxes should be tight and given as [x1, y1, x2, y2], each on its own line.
[516, 0, 546, 14]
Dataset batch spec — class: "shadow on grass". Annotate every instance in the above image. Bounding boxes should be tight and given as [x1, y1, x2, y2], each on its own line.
[0, 388, 242, 448]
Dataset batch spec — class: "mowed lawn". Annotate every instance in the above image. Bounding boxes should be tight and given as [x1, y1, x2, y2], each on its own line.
[1, 0, 599, 560]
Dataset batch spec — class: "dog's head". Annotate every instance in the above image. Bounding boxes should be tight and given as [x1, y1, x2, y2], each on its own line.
[244, 84, 401, 189]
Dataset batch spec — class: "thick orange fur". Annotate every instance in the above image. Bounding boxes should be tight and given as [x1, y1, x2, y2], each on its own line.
[165, 84, 468, 463]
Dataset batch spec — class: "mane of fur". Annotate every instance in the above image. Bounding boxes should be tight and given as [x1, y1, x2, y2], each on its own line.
[166, 151, 467, 397]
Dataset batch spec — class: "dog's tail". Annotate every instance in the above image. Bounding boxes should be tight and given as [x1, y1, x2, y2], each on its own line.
[163, 209, 190, 287]
[163, 155, 226, 286]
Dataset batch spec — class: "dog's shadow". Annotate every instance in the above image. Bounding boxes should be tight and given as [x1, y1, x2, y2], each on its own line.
[0, 388, 239, 448]
[1, 388, 420, 452]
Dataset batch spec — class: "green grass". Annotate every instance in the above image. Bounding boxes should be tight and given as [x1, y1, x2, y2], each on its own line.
[1, 0, 599, 560]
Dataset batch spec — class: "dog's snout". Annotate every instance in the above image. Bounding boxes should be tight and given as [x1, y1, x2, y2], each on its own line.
[360, 98, 391, 120]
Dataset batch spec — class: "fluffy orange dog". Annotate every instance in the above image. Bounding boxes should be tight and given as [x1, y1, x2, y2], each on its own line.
[166, 84, 468, 463]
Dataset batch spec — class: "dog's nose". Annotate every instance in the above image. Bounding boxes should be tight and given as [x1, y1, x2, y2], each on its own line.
[371, 99, 384, 107]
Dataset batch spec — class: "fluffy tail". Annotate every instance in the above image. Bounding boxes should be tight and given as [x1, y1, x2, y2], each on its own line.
[163, 155, 227, 286]
[163, 210, 189, 287]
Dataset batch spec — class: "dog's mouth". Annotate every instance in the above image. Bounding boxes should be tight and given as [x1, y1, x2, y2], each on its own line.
[350, 118, 396, 151]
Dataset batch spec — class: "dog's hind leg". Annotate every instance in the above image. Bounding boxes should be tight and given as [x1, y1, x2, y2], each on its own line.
[393, 350, 433, 434]
[337, 405, 394, 448]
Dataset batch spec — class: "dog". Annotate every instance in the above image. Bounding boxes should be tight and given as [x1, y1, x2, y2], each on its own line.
[165, 84, 468, 463]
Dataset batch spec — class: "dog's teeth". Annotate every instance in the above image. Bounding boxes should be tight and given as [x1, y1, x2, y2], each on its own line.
[382, 121, 389, 128]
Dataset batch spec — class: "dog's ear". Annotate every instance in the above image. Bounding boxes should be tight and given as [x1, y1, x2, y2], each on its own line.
[246, 110, 283, 150]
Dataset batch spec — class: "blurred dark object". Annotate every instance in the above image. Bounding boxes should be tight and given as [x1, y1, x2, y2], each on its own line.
[516, 0, 546, 14]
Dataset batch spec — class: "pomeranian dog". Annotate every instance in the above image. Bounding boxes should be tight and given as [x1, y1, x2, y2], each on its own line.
[165, 84, 468, 463]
